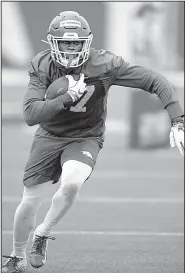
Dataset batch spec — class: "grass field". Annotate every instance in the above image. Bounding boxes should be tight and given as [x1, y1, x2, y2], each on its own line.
[2, 122, 184, 273]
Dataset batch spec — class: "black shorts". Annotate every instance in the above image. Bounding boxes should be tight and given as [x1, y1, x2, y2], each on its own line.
[23, 126, 103, 187]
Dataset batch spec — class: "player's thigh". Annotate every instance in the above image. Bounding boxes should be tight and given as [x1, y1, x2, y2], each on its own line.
[60, 139, 101, 183]
[61, 160, 92, 185]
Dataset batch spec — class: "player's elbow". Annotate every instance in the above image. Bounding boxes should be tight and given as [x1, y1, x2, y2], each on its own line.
[24, 117, 38, 126]
[23, 104, 39, 126]
[23, 112, 38, 126]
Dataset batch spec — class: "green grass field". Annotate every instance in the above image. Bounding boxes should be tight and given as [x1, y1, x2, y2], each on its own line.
[2, 122, 184, 273]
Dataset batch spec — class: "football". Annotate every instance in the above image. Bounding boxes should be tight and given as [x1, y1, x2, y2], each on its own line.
[46, 74, 80, 100]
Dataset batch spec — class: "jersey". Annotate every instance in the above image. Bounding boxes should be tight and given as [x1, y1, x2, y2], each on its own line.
[23, 48, 183, 138]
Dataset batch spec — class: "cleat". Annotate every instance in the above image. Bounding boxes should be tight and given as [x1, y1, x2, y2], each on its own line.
[29, 234, 55, 268]
[2, 255, 27, 273]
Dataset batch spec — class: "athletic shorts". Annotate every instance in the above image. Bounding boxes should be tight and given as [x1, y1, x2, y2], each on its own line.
[23, 126, 103, 187]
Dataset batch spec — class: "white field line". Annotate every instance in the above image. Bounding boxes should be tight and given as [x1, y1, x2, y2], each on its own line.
[2, 196, 184, 204]
[5, 169, 184, 179]
[91, 171, 184, 179]
[2, 230, 184, 237]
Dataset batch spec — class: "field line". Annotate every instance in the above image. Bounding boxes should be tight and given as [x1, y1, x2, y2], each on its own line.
[2, 230, 184, 237]
[91, 171, 184, 179]
[2, 196, 184, 204]
[2, 169, 184, 179]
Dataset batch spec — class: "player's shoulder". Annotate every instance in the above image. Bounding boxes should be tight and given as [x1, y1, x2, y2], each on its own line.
[30, 49, 52, 73]
[83, 48, 123, 76]
[89, 48, 123, 66]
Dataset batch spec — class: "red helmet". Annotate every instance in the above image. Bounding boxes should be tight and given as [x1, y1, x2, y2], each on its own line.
[47, 11, 93, 67]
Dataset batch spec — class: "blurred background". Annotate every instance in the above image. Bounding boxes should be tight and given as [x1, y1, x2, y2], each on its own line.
[1, 2, 184, 272]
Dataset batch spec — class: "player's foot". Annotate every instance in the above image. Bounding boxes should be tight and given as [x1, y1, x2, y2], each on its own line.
[2, 255, 27, 273]
[29, 234, 55, 268]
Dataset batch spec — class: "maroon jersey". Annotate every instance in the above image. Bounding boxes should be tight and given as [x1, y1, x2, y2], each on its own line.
[23, 48, 183, 138]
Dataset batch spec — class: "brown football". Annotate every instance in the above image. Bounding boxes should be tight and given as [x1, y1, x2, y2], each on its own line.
[46, 74, 80, 100]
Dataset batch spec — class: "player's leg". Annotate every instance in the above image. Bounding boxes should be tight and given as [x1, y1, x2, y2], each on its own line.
[29, 160, 92, 269]
[2, 181, 52, 273]
[12, 126, 63, 258]
[35, 139, 100, 236]
[2, 127, 63, 272]
[35, 160, 92, 236]
[30, 139, 101, 268]
[12, 181, 53, 257]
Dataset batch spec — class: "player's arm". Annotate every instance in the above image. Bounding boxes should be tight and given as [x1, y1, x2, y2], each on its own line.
[112, 60, 184, 155]
[23, 70, 73, 127]
[113, 62, 183, 122]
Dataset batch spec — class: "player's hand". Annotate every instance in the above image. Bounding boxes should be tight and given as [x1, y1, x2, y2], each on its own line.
[66, 73, 87, 102]
[169, 120, 184, 156]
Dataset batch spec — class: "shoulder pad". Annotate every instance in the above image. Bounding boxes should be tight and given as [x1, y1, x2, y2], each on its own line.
[28, 50, 53, 86]
[29, 49, 52, 75]
[83, 48, 123, 77]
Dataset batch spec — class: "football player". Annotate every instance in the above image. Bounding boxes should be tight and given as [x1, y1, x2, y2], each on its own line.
[2, 10, 184, 273]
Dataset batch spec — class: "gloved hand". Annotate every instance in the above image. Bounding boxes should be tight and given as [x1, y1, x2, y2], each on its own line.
[169, 119, 184, 156]
[66, 73, 87, 102]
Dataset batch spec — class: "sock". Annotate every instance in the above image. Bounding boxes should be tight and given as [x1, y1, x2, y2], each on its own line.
[11, 240, 28, 258]
[35, 222, 58, 237]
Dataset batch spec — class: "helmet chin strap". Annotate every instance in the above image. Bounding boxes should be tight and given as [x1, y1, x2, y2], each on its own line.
[66, 55, 74, 69]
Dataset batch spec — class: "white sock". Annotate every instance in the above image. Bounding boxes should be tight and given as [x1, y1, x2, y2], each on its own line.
[11, 239, 28, 258]
[35, 222, 57, 237]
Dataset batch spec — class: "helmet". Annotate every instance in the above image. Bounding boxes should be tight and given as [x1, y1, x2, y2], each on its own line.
[47, 11, 93, 67]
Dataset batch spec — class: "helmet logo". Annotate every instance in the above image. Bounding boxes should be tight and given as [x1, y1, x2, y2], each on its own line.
[60, 20, 81, 28]
[63, 33, 79, 38]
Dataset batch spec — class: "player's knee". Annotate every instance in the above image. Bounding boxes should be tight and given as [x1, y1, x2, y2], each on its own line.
[52, 184, 78, 205]
[19, 192, 43, 220]
[62, 183, 80, 199]
[19, 183, 48, 216]
[21, 197, 39, 215]
[61, 160, 92, 186]
[16, 197, 40, 230]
